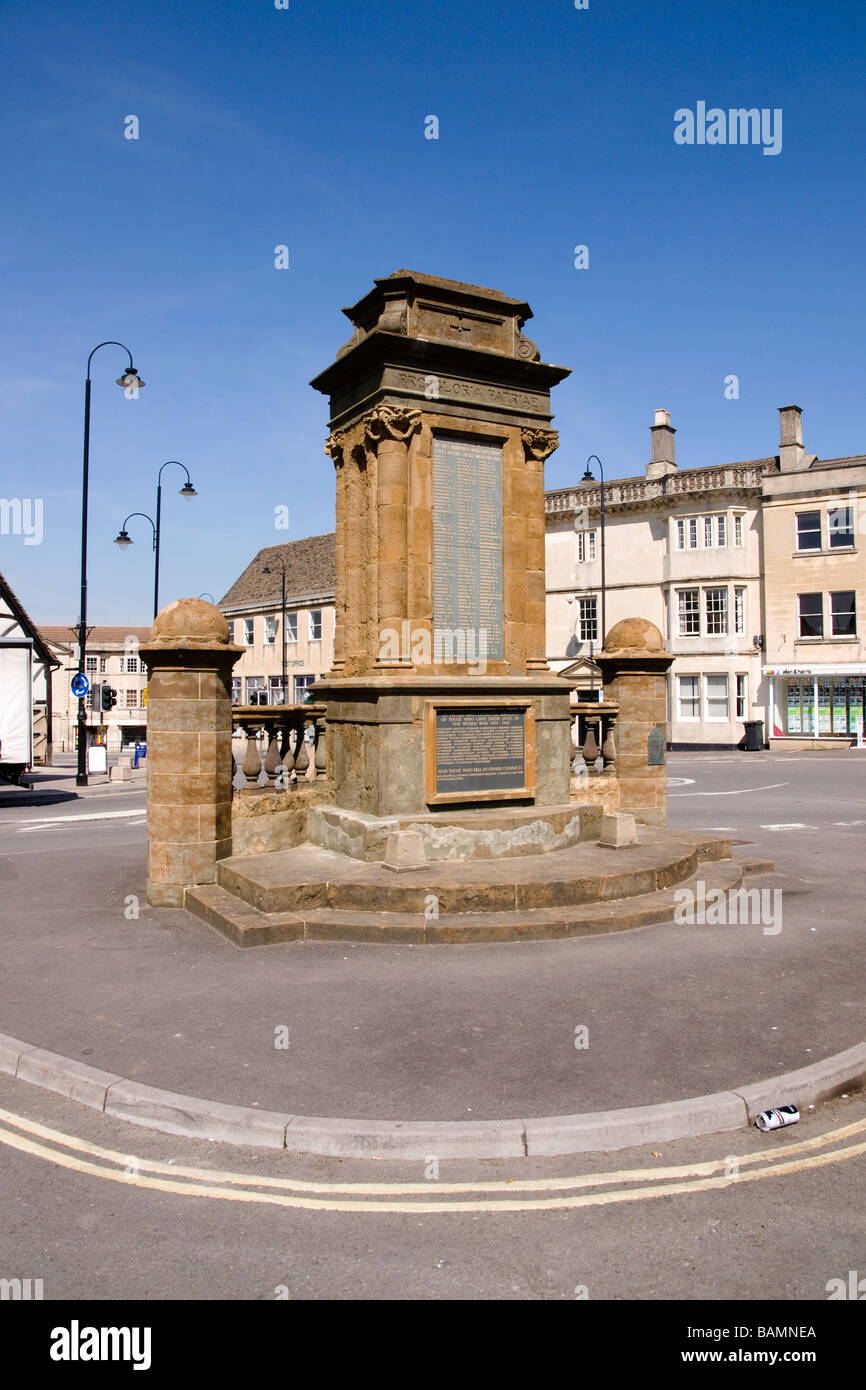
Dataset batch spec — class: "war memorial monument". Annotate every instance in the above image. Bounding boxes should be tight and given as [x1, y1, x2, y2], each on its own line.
[141, 272, 755, 943]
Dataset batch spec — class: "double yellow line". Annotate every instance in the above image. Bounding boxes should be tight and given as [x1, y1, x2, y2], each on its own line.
[1, 1104, 864, 1214]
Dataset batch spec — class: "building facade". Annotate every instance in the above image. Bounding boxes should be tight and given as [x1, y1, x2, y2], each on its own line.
[219, 533, 336, 704]
[41, 626, 152, 753]
[761, 406, 866, 742]
[546, 410, 768, 748]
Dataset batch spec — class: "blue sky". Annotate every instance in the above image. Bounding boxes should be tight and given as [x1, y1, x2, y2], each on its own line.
[1, 0, 864, 622]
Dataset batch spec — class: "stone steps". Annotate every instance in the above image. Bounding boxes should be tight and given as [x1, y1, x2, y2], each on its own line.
[183, 835, 772, 948]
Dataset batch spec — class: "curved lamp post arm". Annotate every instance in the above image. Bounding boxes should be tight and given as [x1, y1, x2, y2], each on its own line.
[153, 461, 197, 620]
[115, 513, 157, 550]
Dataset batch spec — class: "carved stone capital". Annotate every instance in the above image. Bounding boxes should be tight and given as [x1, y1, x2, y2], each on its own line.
[324, 431, 348, 465]
[521, 427, 559, 463]
[364, 404, 423, 449]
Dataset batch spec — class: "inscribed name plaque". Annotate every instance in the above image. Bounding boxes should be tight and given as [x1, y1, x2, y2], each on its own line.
[432, 434, 504, 661]
[425, 701, 535, 804]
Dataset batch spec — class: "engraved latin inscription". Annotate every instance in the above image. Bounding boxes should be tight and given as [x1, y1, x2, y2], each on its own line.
[433, 435, 504, 660]
[435, 708, 525, 794]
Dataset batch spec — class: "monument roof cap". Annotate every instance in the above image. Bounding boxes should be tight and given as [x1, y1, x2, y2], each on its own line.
[343, 269, 534, 328]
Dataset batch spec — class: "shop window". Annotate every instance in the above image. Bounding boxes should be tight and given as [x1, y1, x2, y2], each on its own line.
[294, 674, 315, 702]
[798, 593, 823, 638]
[796, 512, 822, 551]
[246, 676, 266, 705]
[269, 676, 286, 705]
[831, 591, 856, 636]
[678, 675, 700, 720]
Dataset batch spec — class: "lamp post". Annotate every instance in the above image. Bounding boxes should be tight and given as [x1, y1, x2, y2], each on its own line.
[155, 461, 197, 616]
[262, 556, 287, 705]
[113, 513, 157, 614]
[113, 463, 196, 620]
[77, 342, 144, 786]
[581, 454, 606, 650]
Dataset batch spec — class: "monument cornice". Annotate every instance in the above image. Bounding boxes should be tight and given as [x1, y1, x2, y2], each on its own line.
[310, 330, 570, 404]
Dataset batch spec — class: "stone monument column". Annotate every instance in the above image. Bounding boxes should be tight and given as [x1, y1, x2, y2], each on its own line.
[522, 427, 559, 673]
[596, 619, 674, 828]
[324, 432, 347, 674]
[366, 404, 421, 670]
[140, 599, 243, 906]
[311, 270, 573, 818]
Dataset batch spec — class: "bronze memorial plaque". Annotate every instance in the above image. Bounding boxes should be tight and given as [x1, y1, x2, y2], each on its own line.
[432, 434, 504, 661]
[426, 703, 535, 803]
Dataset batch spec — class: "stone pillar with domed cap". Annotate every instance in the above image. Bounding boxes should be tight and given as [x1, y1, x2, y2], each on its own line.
[596, 619, 674, 828]
[140, 599, 243, 906]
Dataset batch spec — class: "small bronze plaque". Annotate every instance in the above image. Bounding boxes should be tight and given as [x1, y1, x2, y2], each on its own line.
[647, 725, 666, 766]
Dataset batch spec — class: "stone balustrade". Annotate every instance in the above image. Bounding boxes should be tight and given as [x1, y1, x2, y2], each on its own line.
[231, 704, 328, 791]
[572, 701, 619, 776]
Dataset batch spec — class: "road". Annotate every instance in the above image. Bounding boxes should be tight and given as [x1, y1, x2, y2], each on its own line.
[0, 753, 863, 1313]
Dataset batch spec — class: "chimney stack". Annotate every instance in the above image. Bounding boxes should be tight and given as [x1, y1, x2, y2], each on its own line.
[778, 405, 812, 472]
[646, 408, 677, 478]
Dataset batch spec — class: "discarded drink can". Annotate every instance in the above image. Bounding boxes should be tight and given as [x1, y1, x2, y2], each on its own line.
[755, 1105, 800, 1131]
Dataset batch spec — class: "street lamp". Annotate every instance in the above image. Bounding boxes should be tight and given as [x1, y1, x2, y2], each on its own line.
[581, 454, 606, 651]
[77, 341, 144, 787]
[154, 462, 197, 617]
[114, 463, 197, 620]
[113, 512, 158, 612]
[262, 556, 287, 705]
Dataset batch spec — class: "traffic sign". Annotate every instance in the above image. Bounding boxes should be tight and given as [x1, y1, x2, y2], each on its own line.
[71, 672, 89, 698]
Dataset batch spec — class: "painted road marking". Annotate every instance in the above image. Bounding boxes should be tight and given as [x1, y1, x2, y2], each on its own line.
[14, 808, 145, 831]
[0, 1105, 863, 1216]
[666, 777, 695, 787]
[669, 783, 789, 797]
[760, 823, 818, 832]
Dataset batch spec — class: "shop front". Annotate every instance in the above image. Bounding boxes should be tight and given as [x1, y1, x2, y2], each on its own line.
[764, 665, 865, 742]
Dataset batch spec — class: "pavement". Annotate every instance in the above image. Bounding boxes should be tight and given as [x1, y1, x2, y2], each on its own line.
[0, 750, 864, 1159]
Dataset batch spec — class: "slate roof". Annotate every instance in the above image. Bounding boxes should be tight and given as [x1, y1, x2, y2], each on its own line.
[39, 626, 153, 651]
[219, 533, 336, 611]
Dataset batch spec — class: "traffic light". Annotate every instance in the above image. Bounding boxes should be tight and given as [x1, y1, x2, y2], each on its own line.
[99, 684, 118, 712]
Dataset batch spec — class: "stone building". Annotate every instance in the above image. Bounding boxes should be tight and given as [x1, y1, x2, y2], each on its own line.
[546, 410, 767, 748]
[41, 626, 151, 753]
[761, 406, 866, 743]
[218, 533, 335, 705]
[545, 404, 866, 748]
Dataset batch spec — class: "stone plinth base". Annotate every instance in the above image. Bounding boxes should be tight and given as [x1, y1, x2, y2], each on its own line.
[315, 674, 574, 819]
[308, 800, 601, 863]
